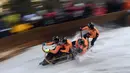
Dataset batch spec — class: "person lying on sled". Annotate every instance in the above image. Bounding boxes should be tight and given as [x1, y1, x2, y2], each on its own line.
[41, 36, 63, 65]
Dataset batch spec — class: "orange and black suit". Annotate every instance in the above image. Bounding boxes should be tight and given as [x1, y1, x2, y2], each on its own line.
[60, 39, 72, 53]
[82, 26, 99, 46]
[46, 42, 62, 54]
[75, 38, 89, 55]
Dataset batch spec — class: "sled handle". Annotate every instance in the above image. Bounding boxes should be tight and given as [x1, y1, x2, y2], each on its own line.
[42, 45, 53, 64]
[42, 45, 45, 53]
[80, 27, 83, 38]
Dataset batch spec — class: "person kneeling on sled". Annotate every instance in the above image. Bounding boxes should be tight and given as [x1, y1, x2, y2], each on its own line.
[60, 37, 74, 59]
[42, 36, 63, 65]
[81, 22, 99, 47]
[75, 37, 89, 55]
[60, 37, 72, 53]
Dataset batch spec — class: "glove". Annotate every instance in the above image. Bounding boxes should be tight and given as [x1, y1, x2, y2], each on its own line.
[84, 33, 90, 38]
[42, 43, 46, 46]
[80, 27, 82, 31]
[86, 33, 91, 38]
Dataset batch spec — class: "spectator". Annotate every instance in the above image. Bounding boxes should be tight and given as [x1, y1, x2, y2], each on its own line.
[105, 0, 123, 13]
[83, 1, 95, 18]
[122, 0, 130, 10]
[93, 4, 107, 16]
[0, 19, 11, 38]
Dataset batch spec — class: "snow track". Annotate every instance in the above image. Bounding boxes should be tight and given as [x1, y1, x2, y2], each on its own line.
[0, 26, 130, 73]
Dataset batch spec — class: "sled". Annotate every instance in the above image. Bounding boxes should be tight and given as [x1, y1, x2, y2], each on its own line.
[39, 44, 75, 66]
[40, 35, 92, 66]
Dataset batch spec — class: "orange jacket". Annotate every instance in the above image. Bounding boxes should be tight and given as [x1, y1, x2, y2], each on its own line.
[46, 42, 62, 54]
[75, 38, 89, 55]
[82, 26, 99, 38]
[60, 39, 72, 53]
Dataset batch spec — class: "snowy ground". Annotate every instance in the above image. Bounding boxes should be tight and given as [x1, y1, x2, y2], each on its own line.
[0, 26, 130, 73]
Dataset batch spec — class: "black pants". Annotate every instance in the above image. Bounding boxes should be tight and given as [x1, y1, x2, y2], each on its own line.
[84, 33, 99, 46]
[91, 36, 98, 46]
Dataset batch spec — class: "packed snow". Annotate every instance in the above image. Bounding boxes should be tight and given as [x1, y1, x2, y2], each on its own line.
[0, 26, 130, 73]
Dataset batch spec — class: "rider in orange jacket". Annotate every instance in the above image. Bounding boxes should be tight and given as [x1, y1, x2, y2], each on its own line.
[44, 36, 73, 55]
[44, 36, 62, 54]
[81, 22, 99, 47]
[41, 36, 63, 65]
[60, 37, 72, 53]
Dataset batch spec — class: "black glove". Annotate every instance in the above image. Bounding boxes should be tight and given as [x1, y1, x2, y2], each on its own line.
[84, 33, 91, 38]
[80, 27, 82, 31]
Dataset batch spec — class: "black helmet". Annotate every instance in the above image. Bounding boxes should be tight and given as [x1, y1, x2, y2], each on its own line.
[78, 39, 84, 45]
[88, 22, 94, 29]
[62, 37, 67, 44]
[52, 36, 60, 43]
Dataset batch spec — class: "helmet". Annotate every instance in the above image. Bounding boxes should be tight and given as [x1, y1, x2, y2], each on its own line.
[88, 22, 94, 29]
[52, 36, 60, 43]
[78, 39, 84, 45]
[61, 37, 67, 44]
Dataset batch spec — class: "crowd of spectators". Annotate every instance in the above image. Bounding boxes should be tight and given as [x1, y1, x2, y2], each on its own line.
[0, 0, 130, 38]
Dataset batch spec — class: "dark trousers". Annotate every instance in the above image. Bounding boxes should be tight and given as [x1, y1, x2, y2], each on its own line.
[83, 33, 99, 46]
[46, 51, 63, 60]
[91, 36, 98, 46]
